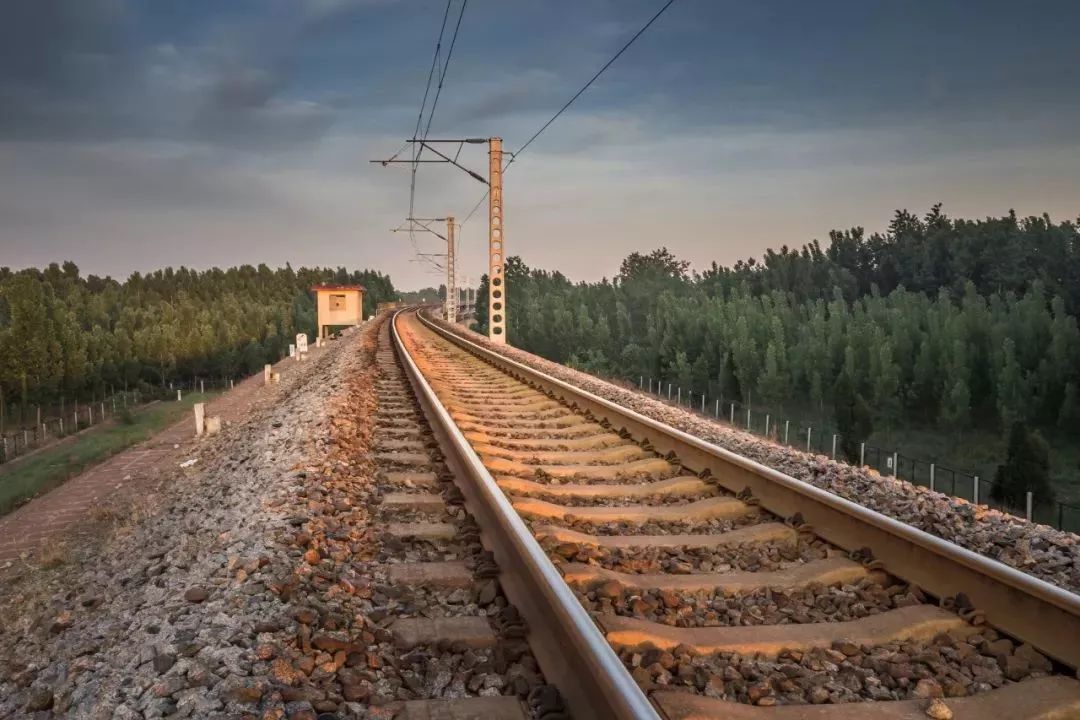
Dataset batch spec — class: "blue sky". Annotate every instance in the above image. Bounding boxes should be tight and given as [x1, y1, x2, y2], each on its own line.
[2, 0, 1078, 288]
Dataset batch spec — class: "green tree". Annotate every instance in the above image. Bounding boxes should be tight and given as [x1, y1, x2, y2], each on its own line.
[991, 422, 1054, 507]
[833, 371, 873, 462]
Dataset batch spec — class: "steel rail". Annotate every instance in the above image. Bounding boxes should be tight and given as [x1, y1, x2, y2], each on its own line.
[390, 310, 661, 720]
[415, 310, 1080, 670]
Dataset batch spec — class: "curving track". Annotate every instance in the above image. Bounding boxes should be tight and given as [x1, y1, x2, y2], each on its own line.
[390, 308, 1080, 719]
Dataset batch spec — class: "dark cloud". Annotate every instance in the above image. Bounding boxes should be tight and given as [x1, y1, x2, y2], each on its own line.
[0, 0, 342, 149]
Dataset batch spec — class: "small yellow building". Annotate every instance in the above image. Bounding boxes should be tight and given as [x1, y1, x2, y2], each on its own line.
[312, 284, 365, 338]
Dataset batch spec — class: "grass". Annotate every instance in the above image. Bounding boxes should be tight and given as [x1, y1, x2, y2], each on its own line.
[0, 392, 219, 516]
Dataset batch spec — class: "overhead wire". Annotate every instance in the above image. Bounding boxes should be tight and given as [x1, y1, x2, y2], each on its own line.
[408, 0, 454, 255]
[459, 0, 678, 229]
[408, 0, 469, 272]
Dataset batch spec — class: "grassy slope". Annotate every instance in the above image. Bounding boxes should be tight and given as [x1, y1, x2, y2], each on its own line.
[0, 393, 219, 516]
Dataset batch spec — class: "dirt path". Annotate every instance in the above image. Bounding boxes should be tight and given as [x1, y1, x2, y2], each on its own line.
[0, 350, 330, 566]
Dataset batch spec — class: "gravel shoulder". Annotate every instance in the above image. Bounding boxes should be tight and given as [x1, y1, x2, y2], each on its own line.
[0, 324, 376, 719]
[434, 318, 1080, 595]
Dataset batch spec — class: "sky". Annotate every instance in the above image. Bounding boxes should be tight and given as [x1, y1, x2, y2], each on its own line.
[2, 0, 1079, 290]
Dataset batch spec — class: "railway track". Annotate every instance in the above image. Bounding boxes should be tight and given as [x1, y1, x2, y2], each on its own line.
[388, 308, 1080, 719]
[368, 319, 564, 719]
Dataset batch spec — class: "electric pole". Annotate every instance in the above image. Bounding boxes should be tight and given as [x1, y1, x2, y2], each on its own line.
[487, 138, 505, 343]
[372, 137, 508, 343]
[446, 216, 456, 324]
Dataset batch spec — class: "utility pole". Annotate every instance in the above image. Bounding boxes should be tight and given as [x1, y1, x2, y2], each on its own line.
[391, 215, 456, 322]
[372, 137, 507, 343]
[487, 138, 506, 343]
[446, 216, 456, 323]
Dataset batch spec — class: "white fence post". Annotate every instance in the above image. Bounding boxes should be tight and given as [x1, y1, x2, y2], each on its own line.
[929, 463, 936, 492]
[701, 395, 705, 413]
[730, 404, 735, 423]
[667, 383, 672, 400]
[639, 376, 643, 389]
[714, 398, 719, 417]
[765, 414, 770, 437]
[784, 420, 790, 444]
[177, 389, 182, 401]
[1025, 491, 1033, 522]
[831, 434, 838, 459]
[677, 387, 681, 405]
[859, 442, 865, 466]
[806, 427, 812, 452]
[891, 451, 898, 478]
[973, 475, 980, 505]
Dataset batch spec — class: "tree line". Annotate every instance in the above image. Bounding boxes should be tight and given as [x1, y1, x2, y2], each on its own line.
[474, 207, 1080, 504]
[0, 263, 395, 414]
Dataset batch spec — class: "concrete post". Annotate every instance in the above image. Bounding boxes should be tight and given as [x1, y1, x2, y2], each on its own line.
[264, 364, 272, 385]
[1025, 491, 1033, 522]
[667, 383, 672, 400]
[639, 376, 643, 389]
[973, 475, 980, 505]
[177, 389, 182, 402]
[930, 463, 936, 492]
[806, 427, 812, 452]
[487, 138, 506, 343]
[289, 344, 296, 358]
[891, 451, 898, 478]
[860, 442, 865, 466]
[746, 407, 751, 429]
[730, 404, 735, 423]
[446, 216, 457, 325]
[200, 379, 205, 394]
[714, 398, 719, 417]
[831, 434, 837, 459]
[677, 387, 681, 405]
[89, 405, 94, 424]
[205, 416, 221, 436]
[100, 402, 105, 419]
[701, 395, 705, 413]
[194, 403, 205, 436]
[784, 420, 790, 444]
[765, 414, 770, 436]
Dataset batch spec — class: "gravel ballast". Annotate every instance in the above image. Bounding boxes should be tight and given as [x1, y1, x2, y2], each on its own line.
[433, 318, 1080, 595]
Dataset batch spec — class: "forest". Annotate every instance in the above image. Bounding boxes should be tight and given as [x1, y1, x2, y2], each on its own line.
[474, 206, 1080, 504]
[0, 263, 395, 416]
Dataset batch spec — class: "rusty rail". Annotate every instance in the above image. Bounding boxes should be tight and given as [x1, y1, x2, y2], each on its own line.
[413, 309, 1080, 671]
[391, 309, 660, 719]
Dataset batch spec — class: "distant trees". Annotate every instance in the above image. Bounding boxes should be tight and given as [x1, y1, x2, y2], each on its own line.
[473, 207, 1080, 458]
[0, 263, 396, 413]
[991, 422, 1053, 507]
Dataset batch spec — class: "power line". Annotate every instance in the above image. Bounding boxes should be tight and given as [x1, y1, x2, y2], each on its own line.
[409, 1, 454, 242]
[421, 0, 469, 142]
[459, 0, 677, 229]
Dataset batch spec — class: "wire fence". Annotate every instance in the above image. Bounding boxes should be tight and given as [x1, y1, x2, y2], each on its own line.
[0, 376, 235, 467]
[632, 375, 1080, 534]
